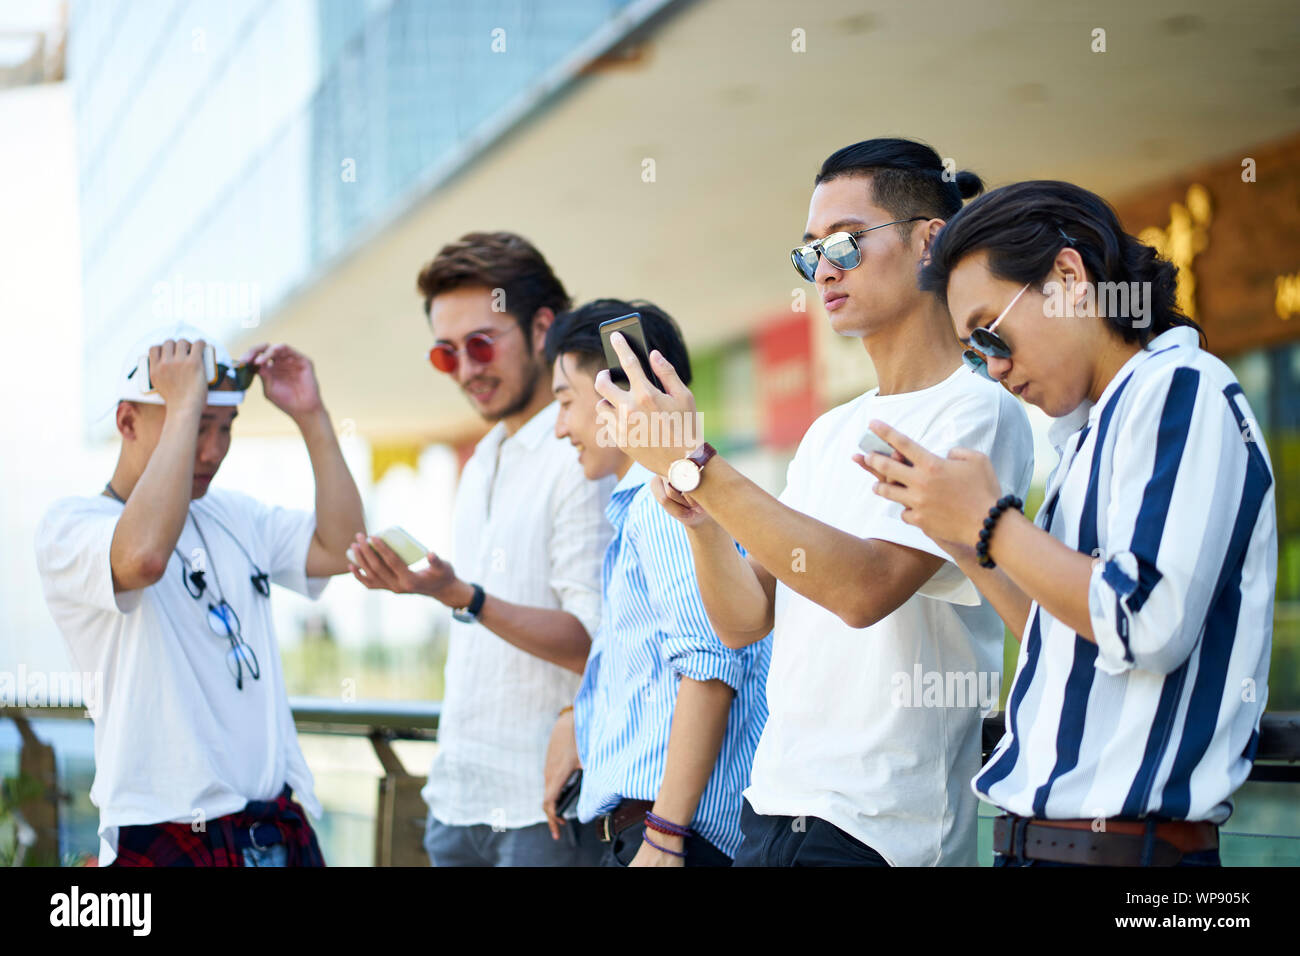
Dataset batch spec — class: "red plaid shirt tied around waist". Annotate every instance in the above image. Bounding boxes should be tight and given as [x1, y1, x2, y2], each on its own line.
[111, 785, 326, 867]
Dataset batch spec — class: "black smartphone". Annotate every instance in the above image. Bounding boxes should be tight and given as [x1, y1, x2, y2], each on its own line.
[599, 312, 650, 389]
[556, 769, 582, 816]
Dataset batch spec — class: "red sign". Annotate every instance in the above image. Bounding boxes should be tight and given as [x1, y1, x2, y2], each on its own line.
[756, 311, 817, 449]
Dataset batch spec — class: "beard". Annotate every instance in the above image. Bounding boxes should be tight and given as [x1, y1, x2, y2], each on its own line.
[478, 356, 543, 423]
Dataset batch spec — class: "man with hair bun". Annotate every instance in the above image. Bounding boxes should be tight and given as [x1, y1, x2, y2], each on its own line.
[595, 138, 1034, 866]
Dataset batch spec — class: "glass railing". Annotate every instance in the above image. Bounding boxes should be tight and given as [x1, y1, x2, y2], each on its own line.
[3, 703, 1297, 866]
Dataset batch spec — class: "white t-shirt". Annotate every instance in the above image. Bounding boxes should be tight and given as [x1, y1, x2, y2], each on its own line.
[34, 488, 327, 865]
[745, 365, 1034, 866]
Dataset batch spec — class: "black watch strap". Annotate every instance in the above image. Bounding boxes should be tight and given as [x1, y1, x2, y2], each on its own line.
[465, 583, 486, 618]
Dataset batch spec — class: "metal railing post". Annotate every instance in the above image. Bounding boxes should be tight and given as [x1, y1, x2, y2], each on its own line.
[1, 711, 62, 865]
[368, 731, 430, 867]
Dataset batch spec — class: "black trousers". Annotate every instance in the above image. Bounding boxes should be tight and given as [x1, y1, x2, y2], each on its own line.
[601, 821, 732, 867]
[732, 798, 890, 867]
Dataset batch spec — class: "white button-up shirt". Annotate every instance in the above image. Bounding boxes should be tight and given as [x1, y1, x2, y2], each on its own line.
[422, 402, 615, 828]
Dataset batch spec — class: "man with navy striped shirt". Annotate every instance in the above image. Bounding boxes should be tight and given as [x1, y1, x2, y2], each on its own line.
[865, 180, 1277, 866]
[976, 335, 1273, 862]
[539, 299, 770, 866]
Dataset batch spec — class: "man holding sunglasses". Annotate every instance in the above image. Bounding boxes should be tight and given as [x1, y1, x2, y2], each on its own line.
[34, 322, 365, 866]
[594, 138, 1035, 866]
[350, 232, 614, 866]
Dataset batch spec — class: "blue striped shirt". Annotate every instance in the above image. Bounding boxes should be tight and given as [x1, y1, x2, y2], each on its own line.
[974, 326, 1277, 823]
[574, 463, 771, 858]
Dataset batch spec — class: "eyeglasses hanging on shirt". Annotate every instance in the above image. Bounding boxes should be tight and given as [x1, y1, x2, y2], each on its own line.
[104, 483, 265, 691]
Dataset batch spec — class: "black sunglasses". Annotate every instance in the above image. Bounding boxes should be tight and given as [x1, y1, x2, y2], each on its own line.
[791, 218, 928, 282]
[961, 282, 1030, 380]
[213, 361, 259, 391]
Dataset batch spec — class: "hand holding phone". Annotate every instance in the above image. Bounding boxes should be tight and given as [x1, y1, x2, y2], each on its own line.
[857, 426, 912, 478]
[858, 429, 897, 458]
[599, 313, 650, 389]
[555, 769, 582, 817]
[347, 526, 429, 566]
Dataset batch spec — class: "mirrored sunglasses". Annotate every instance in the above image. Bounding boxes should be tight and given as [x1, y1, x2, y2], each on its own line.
[790, 218, 928, 282]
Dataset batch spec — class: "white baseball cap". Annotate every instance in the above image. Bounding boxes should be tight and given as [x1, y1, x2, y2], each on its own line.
[115, 322, 246, 407]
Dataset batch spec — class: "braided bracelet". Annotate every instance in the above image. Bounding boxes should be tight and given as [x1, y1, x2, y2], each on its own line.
[642, 831, 686, 858]
[976, 495, 1023, 569]
[644, 811, 692, 838]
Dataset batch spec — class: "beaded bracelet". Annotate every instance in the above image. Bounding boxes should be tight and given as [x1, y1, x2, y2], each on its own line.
[976, 495, 1023, 569]
[644, 811, 692, 838]
[642, 831, 686, 858]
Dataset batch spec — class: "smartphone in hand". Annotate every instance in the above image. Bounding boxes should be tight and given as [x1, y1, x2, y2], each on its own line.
[347, 526, 429, 566]
[555, 769, 582, 817]
[599, 313, 650, 389]
[858, 428, 911, 466]
[858, 429, 896, 457]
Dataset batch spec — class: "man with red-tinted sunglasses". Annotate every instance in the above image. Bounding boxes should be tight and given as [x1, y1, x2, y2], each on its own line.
[350, 231, 614, 866]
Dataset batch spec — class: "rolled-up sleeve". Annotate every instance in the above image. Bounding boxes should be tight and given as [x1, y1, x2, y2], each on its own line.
[634, 499, 749, 691]
[1088, 366, 1262, 676]
[547, 461, 614, 639]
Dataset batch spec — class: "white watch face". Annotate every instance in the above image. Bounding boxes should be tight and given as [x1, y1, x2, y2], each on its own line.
[668, 458, 701, 493]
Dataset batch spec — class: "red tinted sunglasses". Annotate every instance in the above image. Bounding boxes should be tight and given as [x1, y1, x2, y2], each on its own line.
[428, 327, 516, 374]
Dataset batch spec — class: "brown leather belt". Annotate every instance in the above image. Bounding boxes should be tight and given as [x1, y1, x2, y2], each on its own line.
[596, 800, 653, 843]
[993, 814, 1219, 866]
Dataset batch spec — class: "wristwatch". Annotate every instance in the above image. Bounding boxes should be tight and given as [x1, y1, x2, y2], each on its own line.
[666, 442, 717, 494]
[452, 583, 486, 623]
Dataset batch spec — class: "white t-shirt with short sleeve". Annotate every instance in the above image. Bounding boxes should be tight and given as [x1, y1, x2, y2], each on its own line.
[745, 365, 1034, 866]
[34, 487, 327, 865]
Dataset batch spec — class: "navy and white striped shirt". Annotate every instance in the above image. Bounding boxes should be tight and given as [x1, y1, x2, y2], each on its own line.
[974, 326, 1277, 824]
[574, 463, 771, 858]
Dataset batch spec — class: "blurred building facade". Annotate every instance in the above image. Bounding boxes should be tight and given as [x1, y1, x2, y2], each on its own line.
[9, 0, 1294, 869]
[68, 0, 667, 426]
[59, 0, 1300, 697]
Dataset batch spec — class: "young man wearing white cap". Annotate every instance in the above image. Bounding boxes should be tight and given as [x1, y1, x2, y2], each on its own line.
[34, 325, 364, 866]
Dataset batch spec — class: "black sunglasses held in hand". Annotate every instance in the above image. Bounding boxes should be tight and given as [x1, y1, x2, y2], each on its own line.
[213, 361, 259, 391]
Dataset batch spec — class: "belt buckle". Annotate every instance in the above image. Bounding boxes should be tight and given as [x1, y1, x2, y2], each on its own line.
[600, 813, 613, 843]
[997, 813, 1029, 862]
[1013, 815, 1034, 861]
[249, 823, 271, 851]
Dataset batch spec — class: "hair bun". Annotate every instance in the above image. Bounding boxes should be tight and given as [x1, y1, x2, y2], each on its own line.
[955, 169, 984, 200]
